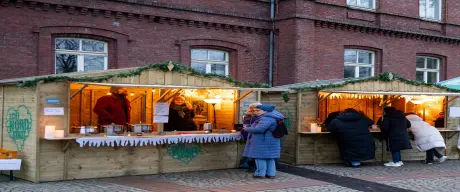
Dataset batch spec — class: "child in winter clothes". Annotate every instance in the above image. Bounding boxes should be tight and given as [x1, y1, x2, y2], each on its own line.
[380, 107, 412, 167]
[405, 113, 447, 164]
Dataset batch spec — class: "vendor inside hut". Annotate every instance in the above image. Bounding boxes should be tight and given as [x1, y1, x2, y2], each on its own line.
[164, 95, 197, 131]
[93, 86, 131, 129]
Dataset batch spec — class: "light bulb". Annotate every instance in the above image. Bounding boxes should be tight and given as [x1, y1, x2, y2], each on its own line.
[130, 92, 135, 96]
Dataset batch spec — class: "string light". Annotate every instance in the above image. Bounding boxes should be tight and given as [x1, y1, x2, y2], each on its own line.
[130, 92, 135, 96]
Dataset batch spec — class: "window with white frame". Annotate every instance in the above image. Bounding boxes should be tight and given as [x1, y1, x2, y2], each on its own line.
[55, 38, 108, 74]
[347, 0, 375, 10]
[416, 56, 440, 83]
[191, 49, 229, 76]
[420, 0, 442, 21]
[344, 49, 375, 78]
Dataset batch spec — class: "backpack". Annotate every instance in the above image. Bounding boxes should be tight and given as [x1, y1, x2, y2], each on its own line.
[271, 119, 288, 138]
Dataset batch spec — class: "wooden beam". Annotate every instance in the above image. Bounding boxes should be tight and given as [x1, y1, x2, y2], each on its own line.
[156, 89, 172, 102]
[233, 90, 253, 103]
[446, 96, 458, 104]
[318, 93, 332, 103]
[69, 84, 87, 99]
[163, 89, 182, 102]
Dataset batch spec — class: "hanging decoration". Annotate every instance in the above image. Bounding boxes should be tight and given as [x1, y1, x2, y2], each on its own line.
[15, 61, 269, 88]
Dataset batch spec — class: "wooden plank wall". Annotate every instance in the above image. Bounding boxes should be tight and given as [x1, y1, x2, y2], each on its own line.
[1, 85, 38, 182]
[298, 92, 318, 133]
[260, 92, 298, 164]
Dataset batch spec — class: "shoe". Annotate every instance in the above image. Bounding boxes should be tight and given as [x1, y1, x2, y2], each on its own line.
[439, 156, 448, 163]
[384, 162, 401, 167]
[398, 161, 404, 166]
[252, 174, 265, 179]
[426, 162, 433, 165]
[265, 176, 276, 179]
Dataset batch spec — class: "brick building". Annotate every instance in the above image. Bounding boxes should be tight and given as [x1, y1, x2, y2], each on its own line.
[1, 0, 459, 86]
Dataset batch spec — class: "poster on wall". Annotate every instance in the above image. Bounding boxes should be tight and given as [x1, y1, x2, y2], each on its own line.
[44, 107, 65, 116]
[449, 107, 460, 117]
[154, 102, 169, 123]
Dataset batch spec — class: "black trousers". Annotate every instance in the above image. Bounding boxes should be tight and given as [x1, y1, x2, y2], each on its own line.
[426, 148, 443, 163]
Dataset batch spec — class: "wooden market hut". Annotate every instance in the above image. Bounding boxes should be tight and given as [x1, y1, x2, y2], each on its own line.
[264, 72, 460, 165]
[0, 62, 287, 183]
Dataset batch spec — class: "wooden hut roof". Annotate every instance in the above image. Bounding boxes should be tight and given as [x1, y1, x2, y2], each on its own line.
[274, 72, 460, 95]
[0, 62, 290, 91]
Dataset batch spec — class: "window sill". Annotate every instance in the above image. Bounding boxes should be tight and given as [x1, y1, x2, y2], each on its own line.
[420, 17, 443, 24]
[347, 5, 376, 13]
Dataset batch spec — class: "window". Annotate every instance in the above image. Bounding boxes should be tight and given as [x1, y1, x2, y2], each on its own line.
[416, 56, 440, 83]
[347, 0, 375, 10]
[191, 49, 229, 76]
[344, 49, 375, 78]
[420, 0, 442, 21]
[55, 38, 108, 74]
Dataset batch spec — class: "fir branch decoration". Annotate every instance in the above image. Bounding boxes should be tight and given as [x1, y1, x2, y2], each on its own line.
[282, 91, 290, 103]
[293, 72, 460, 93]
[16, 61, 269, 88]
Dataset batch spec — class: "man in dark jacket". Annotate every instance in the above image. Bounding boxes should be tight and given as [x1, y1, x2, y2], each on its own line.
[328, 108, 375, 167]
[93, 87, 131, 130]
[381, 107, 412, 167]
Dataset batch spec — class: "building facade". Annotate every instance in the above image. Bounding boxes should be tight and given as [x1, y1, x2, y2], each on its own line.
[1, 0, 460, 86]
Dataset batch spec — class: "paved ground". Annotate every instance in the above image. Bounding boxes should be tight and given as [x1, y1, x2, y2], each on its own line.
[1, 160, 460, 192]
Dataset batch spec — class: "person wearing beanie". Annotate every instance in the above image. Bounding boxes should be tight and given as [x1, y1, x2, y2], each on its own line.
[243, 104, 284, 179]
[93, 86, 131, 130]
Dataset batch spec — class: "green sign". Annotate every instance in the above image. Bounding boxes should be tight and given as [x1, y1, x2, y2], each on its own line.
[5, 105, 32, 152]
[167, 143, 201, 164]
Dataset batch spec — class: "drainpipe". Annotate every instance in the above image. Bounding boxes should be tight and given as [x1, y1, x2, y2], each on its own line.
[268, 0, 275, 87]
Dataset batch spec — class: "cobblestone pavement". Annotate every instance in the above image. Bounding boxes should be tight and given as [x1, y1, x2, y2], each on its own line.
[300, 160, 460, 192]
[3, 161, 460, 192]
[0, 169, 357, 192]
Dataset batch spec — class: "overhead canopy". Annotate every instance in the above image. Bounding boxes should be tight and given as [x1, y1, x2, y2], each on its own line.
[324, 90, 460, 96]
[438, 77, 460, 90]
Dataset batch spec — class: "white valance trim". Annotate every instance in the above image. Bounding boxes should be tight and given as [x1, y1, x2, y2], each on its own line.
[75, 133, 242, 147]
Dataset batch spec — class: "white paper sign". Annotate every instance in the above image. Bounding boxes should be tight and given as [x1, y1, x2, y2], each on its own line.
[0, 159, 22, 170]
[154, 103, 170, 116]
[154, 116, 169, 123]
[449, 107, 460, 117]
[44, 107, 65, 116]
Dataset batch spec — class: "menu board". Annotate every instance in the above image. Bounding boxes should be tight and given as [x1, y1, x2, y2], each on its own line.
[154, 102, 169, 123]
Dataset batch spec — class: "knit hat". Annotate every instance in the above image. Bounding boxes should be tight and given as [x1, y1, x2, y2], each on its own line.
[256, 104, 275, 112]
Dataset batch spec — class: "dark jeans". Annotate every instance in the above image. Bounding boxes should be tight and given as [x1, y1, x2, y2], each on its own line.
[392, 151, 401, 163]
[426, 148, 443, 163]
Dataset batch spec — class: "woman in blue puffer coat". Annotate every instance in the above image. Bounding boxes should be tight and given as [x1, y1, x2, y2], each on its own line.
[243, 104, 284, 179]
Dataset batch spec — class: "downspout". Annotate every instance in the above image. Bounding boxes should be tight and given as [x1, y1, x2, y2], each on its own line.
[268, 0, 275, 87]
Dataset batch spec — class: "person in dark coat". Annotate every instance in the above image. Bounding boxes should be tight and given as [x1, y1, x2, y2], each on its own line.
[93, 86, 131, 130]
[328, 108, 375, 167]
[380, 107, 412, 167]
[323, 111, 341, 128]
[164, 96, 197, 131]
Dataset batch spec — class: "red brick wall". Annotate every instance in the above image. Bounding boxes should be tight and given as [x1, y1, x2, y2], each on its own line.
[0, 0, 271, 83]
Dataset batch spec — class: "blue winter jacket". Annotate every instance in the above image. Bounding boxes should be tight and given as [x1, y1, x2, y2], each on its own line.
[243, 110, 284, 159]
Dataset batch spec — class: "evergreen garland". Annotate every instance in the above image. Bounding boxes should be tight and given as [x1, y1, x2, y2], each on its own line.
[282, 91, 290, 103]
[16, 61, 269, 88]
[292, 72, 460, 93]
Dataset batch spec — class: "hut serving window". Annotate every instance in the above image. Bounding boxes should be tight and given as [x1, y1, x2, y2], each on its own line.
[344, 49, 375, 78]
[55, 38, 108, 74]
[191, 49, 229, 76]
[416, 56, 440, 83]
